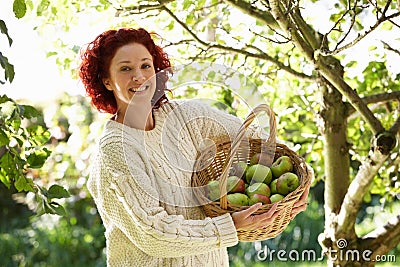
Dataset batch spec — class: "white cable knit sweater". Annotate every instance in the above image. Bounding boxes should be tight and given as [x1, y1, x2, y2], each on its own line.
[87, 99, 254, 266]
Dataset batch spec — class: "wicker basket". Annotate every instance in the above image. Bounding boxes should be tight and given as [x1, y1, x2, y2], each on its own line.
[191, 104, 312, 241]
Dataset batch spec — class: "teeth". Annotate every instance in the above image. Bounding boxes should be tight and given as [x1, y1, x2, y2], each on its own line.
[130, 85, 149, 92]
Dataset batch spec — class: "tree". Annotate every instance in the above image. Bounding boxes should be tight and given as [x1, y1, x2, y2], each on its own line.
[100, 1, 400, 266]
[3, 0, 400, 266]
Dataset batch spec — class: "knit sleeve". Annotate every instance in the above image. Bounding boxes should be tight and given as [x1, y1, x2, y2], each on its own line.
[175, 100, 265, 149]
[91, 140, 239, 258]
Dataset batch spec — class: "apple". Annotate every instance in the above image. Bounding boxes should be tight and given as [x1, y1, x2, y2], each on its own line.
[276, 172, 300, 195]
[206, 180, 220, 201]
[245, 164, 273, 184]
[245, 182, 271, 198]
[270, 194, 285, 203]
[249, 193, 271, 205]
[229, 161, 248, 179]
[271, 156, 294, 178]
[227, 193, 249, 206]
[270, 179, 278, 194]
[249, 152, 272, 166]
[227, 176, 246, 193]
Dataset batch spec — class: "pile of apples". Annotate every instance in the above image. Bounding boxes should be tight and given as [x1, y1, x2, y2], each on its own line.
[206, 153, 300, 206]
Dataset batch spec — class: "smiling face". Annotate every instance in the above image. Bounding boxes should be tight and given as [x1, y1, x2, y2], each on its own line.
[103, 42, 156, 112]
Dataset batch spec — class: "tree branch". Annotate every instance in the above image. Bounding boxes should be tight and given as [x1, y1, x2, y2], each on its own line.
[161, 5, 314, 81]
[360, 214, 400, 257]
[268, 0, 384, 134]
[223, 0, 280, 30]
[268, 0, 315, 62]
[382, 40, 400, 56]
[347, 91, 400, 116]
[389, 116, 400, 134]
[115, 0, 174, 16]
[315, 61, 385, 134]
[337, 148, 389, 235]
[320, 9, 400, 56]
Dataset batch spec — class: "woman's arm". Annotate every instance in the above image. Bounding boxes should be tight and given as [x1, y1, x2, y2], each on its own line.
[88, 141, 238, 258]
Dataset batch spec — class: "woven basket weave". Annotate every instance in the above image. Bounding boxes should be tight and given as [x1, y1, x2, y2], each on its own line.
[191, 104, 312, 241]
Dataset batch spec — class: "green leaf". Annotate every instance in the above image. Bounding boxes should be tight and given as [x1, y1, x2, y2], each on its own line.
[37, 0, 50, 16]
[183, 0, 192, 10]
[26, 148, 51, 168]
[208, 70, 216, 80]
[0, 167, 11, 189]
[11, 119, 21, 131]
[46, 51, 57, 58]
[0, 52, 15, 83]
[49, 202, 67, 216]
[0, 100, 17, 119]
[27, 125, 50, 145]
[13, 0, 27, 19]
[0, 20, 13, 46]
[14, 175, 34, 192]
[20, 104, 41, 119]
[25, 0, 34, 11]
[48, 184, 70, 199]
[0, 129, 9, 146]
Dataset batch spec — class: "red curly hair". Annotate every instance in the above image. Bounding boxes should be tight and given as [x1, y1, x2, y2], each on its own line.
[79, 28, 172, 114]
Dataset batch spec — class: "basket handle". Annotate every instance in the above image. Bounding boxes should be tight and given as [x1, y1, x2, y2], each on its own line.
[219, 104, 277, 209]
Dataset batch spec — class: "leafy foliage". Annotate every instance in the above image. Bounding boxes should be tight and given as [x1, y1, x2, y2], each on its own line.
[0, 1, 71, 216]
[0, 94, 71, 216]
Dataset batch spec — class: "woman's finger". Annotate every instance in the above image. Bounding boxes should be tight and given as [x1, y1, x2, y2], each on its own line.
[259, 207, 282, 224]
[250, 203, 280, 225]
[293, 186, 310, 208]
[290, 203, 308, 219]
[232, 202, 262, 220]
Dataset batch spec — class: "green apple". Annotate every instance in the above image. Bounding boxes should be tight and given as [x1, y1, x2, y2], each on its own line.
[227, 176, 246, 193]
[248, 193, 271, 205]
[270, 194, 285, 203]
[245, 164, 273, 184]
[249, 152, 272, 166]
[271, 156, 294, 178]
[245, 182, 271, 198]
[227, 193, 249, 206]
[229, 161, 248, 179]
[276, 172, 300, 195]
[270, 179, 278, 194]
[206, 180, 220, 201]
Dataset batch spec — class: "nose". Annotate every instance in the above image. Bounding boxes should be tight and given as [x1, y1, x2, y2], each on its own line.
[132, 69, 145, 82]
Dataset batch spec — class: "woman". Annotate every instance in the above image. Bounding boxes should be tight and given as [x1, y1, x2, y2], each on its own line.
[79, 28, 309, 266]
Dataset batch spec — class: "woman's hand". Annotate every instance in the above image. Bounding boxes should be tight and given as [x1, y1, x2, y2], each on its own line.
[290, 186, 310, 220]
[231, 185, 310, 231]
[231, 202, 282, 231]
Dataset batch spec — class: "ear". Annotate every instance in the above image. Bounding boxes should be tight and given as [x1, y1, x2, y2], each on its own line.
[102, 78, 113, 91]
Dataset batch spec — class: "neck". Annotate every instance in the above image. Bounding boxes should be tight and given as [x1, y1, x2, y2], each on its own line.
[116, 103, 155, 131]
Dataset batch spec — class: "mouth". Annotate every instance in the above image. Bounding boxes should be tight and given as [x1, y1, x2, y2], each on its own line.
[129, 85, 150, 93]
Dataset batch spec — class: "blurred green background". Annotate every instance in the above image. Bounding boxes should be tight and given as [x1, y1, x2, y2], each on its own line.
[1, 93, 398, 267]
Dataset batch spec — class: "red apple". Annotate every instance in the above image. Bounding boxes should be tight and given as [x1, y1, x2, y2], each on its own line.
[245, 182, 271, 198]
[249, 194, 271, 205]
[227, 176, 246, 193]
[276, 172, 299, 195]
[271, 155, 294, 178]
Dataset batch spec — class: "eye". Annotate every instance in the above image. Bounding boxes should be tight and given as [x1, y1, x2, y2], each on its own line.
[141, 63, 152, 69]
[120, 66, 131, 71]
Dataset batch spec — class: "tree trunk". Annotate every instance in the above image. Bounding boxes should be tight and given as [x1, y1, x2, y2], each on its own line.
[317, 79, 360, 266]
